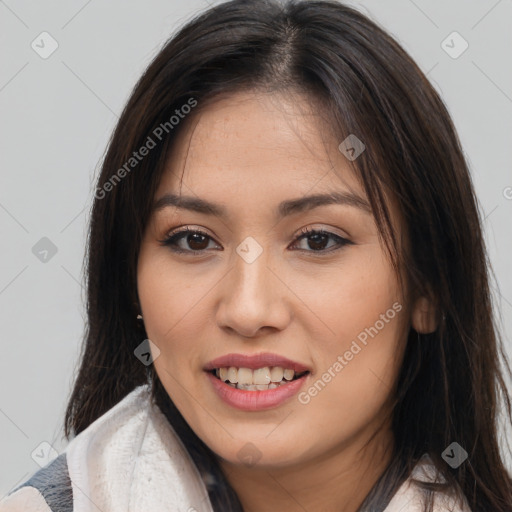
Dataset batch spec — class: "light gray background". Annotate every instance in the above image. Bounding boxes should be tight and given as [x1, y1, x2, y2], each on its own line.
[1, 0, 511, 495]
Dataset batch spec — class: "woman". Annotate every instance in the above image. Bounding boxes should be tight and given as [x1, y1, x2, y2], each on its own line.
[2, 0, 511, 511]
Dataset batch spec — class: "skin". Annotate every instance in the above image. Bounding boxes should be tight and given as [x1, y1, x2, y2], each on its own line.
[137, 89, 437, 512]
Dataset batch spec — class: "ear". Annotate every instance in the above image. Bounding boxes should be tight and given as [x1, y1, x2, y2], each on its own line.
[411, 296, 438, 334]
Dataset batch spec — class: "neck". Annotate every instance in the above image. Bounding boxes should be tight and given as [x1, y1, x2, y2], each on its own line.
[218, 420, 395, 512]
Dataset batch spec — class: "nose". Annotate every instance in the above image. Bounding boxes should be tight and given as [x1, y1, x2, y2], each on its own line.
[215, 243, 292, 339]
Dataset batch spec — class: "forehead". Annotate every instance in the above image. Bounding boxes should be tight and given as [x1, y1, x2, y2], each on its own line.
[157, 90, 365, 204]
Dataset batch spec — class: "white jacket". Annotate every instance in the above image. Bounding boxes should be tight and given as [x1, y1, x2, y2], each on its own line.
[0, 384, 471, 512]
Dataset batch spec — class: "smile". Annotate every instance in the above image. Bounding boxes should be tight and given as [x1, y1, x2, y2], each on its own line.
[205, 369, 310, 411]
[209, 366, 309, 391]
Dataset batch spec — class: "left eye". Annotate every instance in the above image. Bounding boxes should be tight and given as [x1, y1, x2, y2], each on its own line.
[291, 227, 352, 253]
[159, 226, 352, 255]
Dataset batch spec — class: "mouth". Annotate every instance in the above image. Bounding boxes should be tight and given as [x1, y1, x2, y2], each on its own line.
[203, 352, 312, 409]
[207, 367, 310, 391]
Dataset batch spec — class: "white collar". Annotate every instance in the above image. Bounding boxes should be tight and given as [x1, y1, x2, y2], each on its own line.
[63, 384, 470, 512]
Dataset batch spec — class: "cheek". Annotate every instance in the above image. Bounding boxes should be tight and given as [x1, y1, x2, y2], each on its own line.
[292, 246, 403, 345]
[137, 254, 208, 410]
[296, 249, 405, 420]
[297, 324, 405, 450]
[137, 251, 206, 341]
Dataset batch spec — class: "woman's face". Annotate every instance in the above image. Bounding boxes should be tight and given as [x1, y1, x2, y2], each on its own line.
[137, 90, 415, 470]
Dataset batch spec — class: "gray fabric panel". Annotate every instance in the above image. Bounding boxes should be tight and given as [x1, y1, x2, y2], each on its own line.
[9, 452, 73, 512]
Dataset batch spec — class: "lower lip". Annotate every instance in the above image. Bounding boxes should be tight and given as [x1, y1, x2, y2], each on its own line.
[205, 371, 309, 411]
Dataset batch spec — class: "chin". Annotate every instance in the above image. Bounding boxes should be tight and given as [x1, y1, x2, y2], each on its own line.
[211, 439, 306, 470]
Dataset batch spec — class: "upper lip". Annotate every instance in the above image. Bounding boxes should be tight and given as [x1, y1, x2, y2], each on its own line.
[204, 352, 311, 373]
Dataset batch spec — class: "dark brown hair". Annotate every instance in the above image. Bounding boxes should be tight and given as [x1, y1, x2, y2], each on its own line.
[64, 1, 512, 510]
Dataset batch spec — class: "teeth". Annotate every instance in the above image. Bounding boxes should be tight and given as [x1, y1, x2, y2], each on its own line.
[237, 367, 253, 386]
[215, 366, 304, 385]
[253, 367, 271, 385]
[227, 367, 238, 383]
[270, 367, 284, 382]
[219, 367, 228, 381]
[283, 369, 294, 381]
[227, 381, 287, 391]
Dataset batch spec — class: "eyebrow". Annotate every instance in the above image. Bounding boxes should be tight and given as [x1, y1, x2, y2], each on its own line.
[152, 191, 372, 219]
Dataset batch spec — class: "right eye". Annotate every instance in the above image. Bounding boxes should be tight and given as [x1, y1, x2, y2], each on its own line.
[158, 226, 221, 255]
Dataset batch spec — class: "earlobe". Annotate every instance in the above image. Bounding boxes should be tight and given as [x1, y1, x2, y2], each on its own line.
[411, 296, 438, 333]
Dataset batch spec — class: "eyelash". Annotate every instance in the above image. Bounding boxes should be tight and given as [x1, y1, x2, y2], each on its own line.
[158, 225, 352, 256]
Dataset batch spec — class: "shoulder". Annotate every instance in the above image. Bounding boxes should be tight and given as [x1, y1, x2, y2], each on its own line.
[383, 454, 472, 512]
[0, 453, 72, 512]
[0, 385, 149, 512]
[1, 384, 213, 512]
